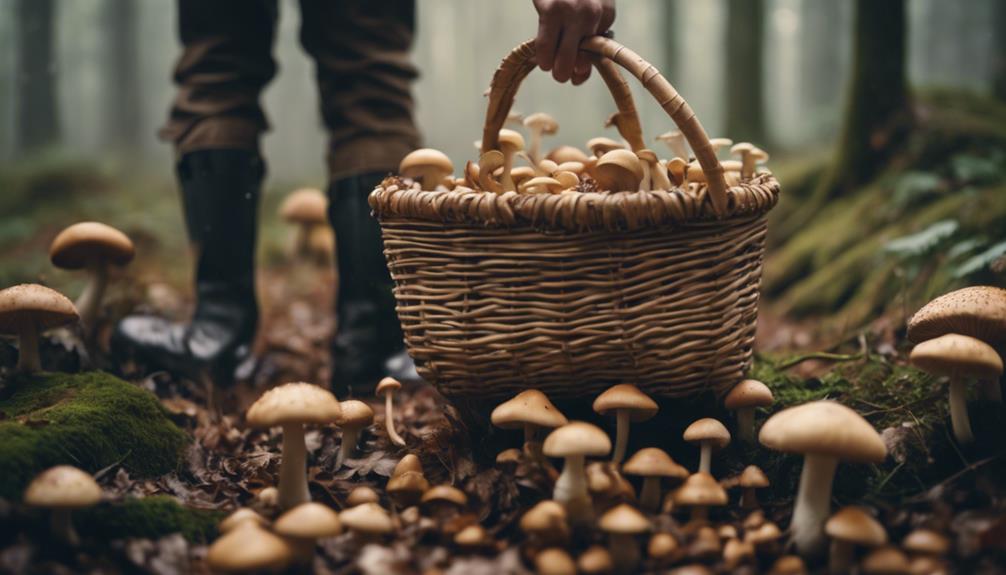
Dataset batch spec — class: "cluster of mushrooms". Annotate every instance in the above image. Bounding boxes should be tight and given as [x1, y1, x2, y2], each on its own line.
[396, 112, 769, 196]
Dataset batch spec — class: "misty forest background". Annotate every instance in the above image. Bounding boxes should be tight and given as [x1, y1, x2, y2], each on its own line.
[1, 0, 1004, 350]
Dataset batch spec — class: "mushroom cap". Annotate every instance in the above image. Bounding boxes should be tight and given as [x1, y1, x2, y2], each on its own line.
[207, 522, 292, 573]
[709, 137, 734, 151]
[497, 129, 526, 152]
[454, 524, 491, 547]
[547, 145, 590, 164]
[636, 148, 659, 163]
[24, 465, 101, 509]
[520, 500, 567, 534]
[767, 555, 807, 575]
[825, 506, 887, 547]
[672, 473, 728, 507]
[598, 503, 650, 534]
[737, 465, 769, 489]
[346, 486, 381, 507]
[496, 448, 521, 466]
[577, 545, 614, 575]
[386, 470, 429, 498]
[524, 112, 559, 134]
[338, 399, 375, 429]
[420, 484, 467, 507]
[861, 546, 910, 575]
[521, 176, 565, 194]
[219, 508, 269, 534]
[279, 188, 328, 224]
[399, 148, 454, 180]
[246, 382, 342, 428]
[909, 333, 1003, 379]
[586, 137, 625, 157]
[667, 564, 714, 575]
[648, 532, 680, 559]
[623, 447, 689, 479]
[0, 284, 79, 335]
[339, 502, 394, 535]
[683, 418, 731, 449]
[908, 286, 1006, 345]
[902, 529, 950, 555]
[655, 130, 683, 143]
[724, 379, 774, 410]
[593, 384, 659, 421]
[50, 222, 135, 269]
[542, 421, 612, 458]
[375, 376, 402, 396]
[274, 502, 343, 539]
[730, 142, 755, 156]
[536, 548, 577, 575]
[758, 401, 887, 463]
[392, 454, 423, 477]
[745, 522, 783, 545]
[723, 538, 755, 567]
[491, 389, 568, 431]
[593, 149, 644, 191]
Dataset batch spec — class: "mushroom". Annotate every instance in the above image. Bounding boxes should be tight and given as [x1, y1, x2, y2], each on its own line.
[346, 486, 381, 507]
[375, 376, 406, 447]
[861, 546, 911, 575]
[520, 176, 565, 194]
[825, 506, 887, 574]
[256, 486, 280, 511]
[512, 165, 538, 187]
[520, 500, 570, 548]
[598, 503, 650, 575]
[746, 521, 784, 556]
[578, 545, 615, 575]
[524, 113, 559, 164]
[491, 389, 568, 464]
[420, 484, 468, 526]
[219, 508, 269, 534]
[666, 157, 688, 186]
[273, 502, 342, 564]
[708, 138, 734, 158]
[723, 538, 756, 570]
[724, 379, 774, 444]
[682, 418, 731, 474]
[670, 472, 727, 524]
[207, 521, 293, 574]
[730, 143, 769, 179]
[399, 148, 454, 190]
[339, 502, 394, 544]
[536, 548, 577, 575]
[592, 384, 659, 464]
[246, 382, 342, 510]
[622, 448, 688, 512]
[718, 524, 738, 541]
[547, 145, 590, 165]
[542, 421, 612, 525]
[587, 137, 626, 158]
[655, 130, 690, 161]
[48, 222, 134, 333]
[768, 555, 808, 575]
[737, 465, 769, 509]
[494, 129, 525, 192]
[0, 284, 78, 372]
[392, 453, 423, 477]
[386, 470, 429, 508]
[496, 448, 522, 474]
[279, 189, 328, 262]
[758, 401, 887, 556]
[24, 465, 101, 546]
[454, 524, 494, 553]
[336, 399, 374, 467]
[902, 528, 950, 558]
[586, 461, 636, 508]
[909, 333, 1003, 445]
[635, 149, 671, 190]
[593, 150, 644, 192]
[478, 150, 506, 193]
[688, 526, 722, 562]
[648, 532, 681, 567]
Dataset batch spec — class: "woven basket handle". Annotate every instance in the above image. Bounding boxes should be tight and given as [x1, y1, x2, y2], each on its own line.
[481, 36, 729, 216]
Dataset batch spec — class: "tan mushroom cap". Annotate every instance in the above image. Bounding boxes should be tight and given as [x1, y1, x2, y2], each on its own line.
[279, 188, 328, 224]
[246, 382, 342, 428]
[274, 502, 343, 539]
[767, 555, 807, 575]
[207, 522, 292, 573]
[547, 145, 590, 164]
[521, 176, 565, 194]
[219, 508, 269, 534]
[339, 502, 394, 535]
[0, 284, 79, 335]
[738, 465, 770, 489]
[902, 529, 950, 555]
[386, 471, 429, 498]
[593, 384, 659, 421]
[598, 503, 650, 534]
[491, 389, 568, 431]
[758, 401, 887, 463]
[672, 473, 728, 507]
[578, 545, 615, 575]
[861, 546, 911, 574]
[724, 379, 774, 409]
[520, 500, 567, 534]
[496, 448, 521, 466]
[825, 506, 887, 547]
[908, 286, 1006, 345]
[24, 465, 101, 509]
[346, 486, 381, 507]
[376, 376, 402, 396]
[524, 112, 559, 134]
[50, 222, 135, 269]
[667, 564, 714, 575]
[392, 453, 423, 477]
[420, 485, 467, 507]
[536, 548, 577, 575]
[623, 448, 689, 479]
[399, 148, 454, 185]
[593, 149, 644, 191]
[497, 129, 526, 152]
[909, 333, 1003, 379]
[338, 399, 375, 429]
[586, 137, 625, 157]
[746, 521, 783, 545]
[683, 418, 731, 449]
[454, 524, 491, 548]
[542, 421, 612, 458]
[648, 532, 680, 559]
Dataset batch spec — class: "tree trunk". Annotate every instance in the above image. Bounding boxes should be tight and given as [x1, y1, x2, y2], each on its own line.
[994, 0, 1006, 100]
[661, 0, 680, 84]
[725, 0, 766, 144]
[800, 0, 844, 133]
[105, 0, 141, 150]
[15, 0, 59, 154]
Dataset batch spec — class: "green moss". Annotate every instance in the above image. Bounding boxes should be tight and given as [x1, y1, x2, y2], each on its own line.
[0, 371, 188, 499]
[77, 496, 222, 543]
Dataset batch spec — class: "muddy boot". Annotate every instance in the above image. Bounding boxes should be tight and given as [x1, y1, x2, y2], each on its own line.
[328, 173, 416, 398]
[112, 149, 263, 383]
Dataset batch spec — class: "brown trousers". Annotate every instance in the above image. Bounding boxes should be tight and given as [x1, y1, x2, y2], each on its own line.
[159, 0, 421, 180]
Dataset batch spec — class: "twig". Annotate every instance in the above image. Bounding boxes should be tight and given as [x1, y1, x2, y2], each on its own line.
[775, 352, 863, 371]
[853, 391, 942, 416]
[906, 451, 1006, 503]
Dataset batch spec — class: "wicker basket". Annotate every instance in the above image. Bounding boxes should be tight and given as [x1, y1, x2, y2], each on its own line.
[370, 37, 781, 402]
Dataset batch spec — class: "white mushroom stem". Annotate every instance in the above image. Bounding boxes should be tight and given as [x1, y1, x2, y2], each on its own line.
[828, 539, 855, 574]
[638, 477, 662, 512]
[76, 262, 109, 333]
[554, 455, 593, 525]
[978, 379, 1002, 403]
[612, 410, 631, 464]
[16, 322, 41, 372]
[698, 442, 713, 474]
[290, 224, 314, 258]
[278, 423, 310, 510]
[336, 427, 362, 468]
[609, 533, 641, 575]
[523, 424, 544, 462]
[501, 149, 517, 192]
[948, 379, 974, 445]
[736, 408, 756, 444]
[383, 391, 406, 447]
[790, 453, 839, 557]
[50, 508, 80, 546]
[638, 161, 652, 191]
[528, 128, 545, 165]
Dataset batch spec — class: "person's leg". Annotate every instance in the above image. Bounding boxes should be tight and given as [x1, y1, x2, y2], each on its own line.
[298, 0, 421, 396]
[113, 0, 278, 381]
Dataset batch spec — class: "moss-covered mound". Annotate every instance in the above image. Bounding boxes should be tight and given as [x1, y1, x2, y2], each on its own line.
[77, 496, 221, 543]
[0, 371, 188, 499]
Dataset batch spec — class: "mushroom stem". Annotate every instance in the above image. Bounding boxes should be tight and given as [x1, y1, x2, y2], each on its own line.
[278, 423, 310, 510]
[501, 150, 517, 192]
[698, 443, 712, 474]
[690, 505, 708, 523]
[337, 428, 361, 468]
[638, 477, 661, 512]
[554, 454, 592, 524]
[612, 410, 630, 464]
[790, 453, 838, 557]
[528, 129, 544, 165]
[76, 262, 109, 333]
[290, 225, 312, 259]
[50, 508, 79, 546]
[523, 424, 544, 463]
[741, 487, 759, 510]
[16, 322, 41, 372]
[384, 392, 406, 447]
[736, 408, 756, 444]
[948, 379, 974, 445]
[828, 539, 854, 574]
[609, 533, 641, 575]
[978, 379, 1002, 403]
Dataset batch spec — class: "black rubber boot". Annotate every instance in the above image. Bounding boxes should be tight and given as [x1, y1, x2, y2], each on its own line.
[328, 173, 414, 397]
[112, 149, 263, 382]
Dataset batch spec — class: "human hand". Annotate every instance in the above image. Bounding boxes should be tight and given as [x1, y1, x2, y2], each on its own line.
[533, 0, 615, 85]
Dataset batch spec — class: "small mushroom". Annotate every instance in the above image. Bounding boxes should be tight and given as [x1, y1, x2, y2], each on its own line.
[520, 500, 569, 548]
[496, 448, 522, 474]
[578, 545, 615, 575]
[723, 538, 756, 570]
[547, 145, 590, 164]
[386, 470, 429, 508]
[496, 129, 526, 192]
[708, 138, 734, 158]
[636, 149, 671, 190]
[861, 546, 911, 575]
[454, 524, 495, 553]
[339, 502, 394, 544]
[730, 143, 769, 179]
[768, 555, 808, 575]
[256, 486, 280, 511]
[724, 379, 774, 444]
[587, 137, 626, 158]
[207, 521, 293, 574]
[219, 508, 269, 534]
[737, 465, 769, 509]
[598, 503, 650, 575]
[622, 448, 688, 512]
[478, 150, 506, 193]
[246, 382, 342, 510]
[512, 165, 538, 187]
[587, 461, 636, 508]
[420, 484, 468, 526]
[543, 421, 612, 525]
[688, 526, 722, 562]
[0, 284, 78, 372]
[274, 502, 342, 564]
[670, 472, 727, 524]
[399, 148, 454, 190]
[902, 528, 950, 559]
[24, 465, 101, 546]
[49, 222, 134, 333]
[825, 506, 887, 574]
[593, 384, 659, 464]
[593, 150, 644, 192]
[524, 113, 559, 164]
[520, 176, 565, 194]
[491, 389, 568, 464]
[648, 532, 681, 567]
[655, 130, 690, 161]
[910, 333, 1003, 445]
[682, 418, 731, 474]
[746, 521, 784, 556]
[392, 453, 423, 477]
[666, 157, 688, 186]
[336, 399, 374, 467]
[536, 547, 577, 575]
[759, 401, 887, 556]
[375, 377, 406, 447]
[279, 189, 328, 263]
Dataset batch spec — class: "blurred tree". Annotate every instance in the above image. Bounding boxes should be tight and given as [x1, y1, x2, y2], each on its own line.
[105, 0, 141, 150]
[661, 0, 680, 83]
[725, 0, 765, 144]
[800, 0, 843, 136]
[15, 0, 59, 154]
[994, 0, 1006, 100]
